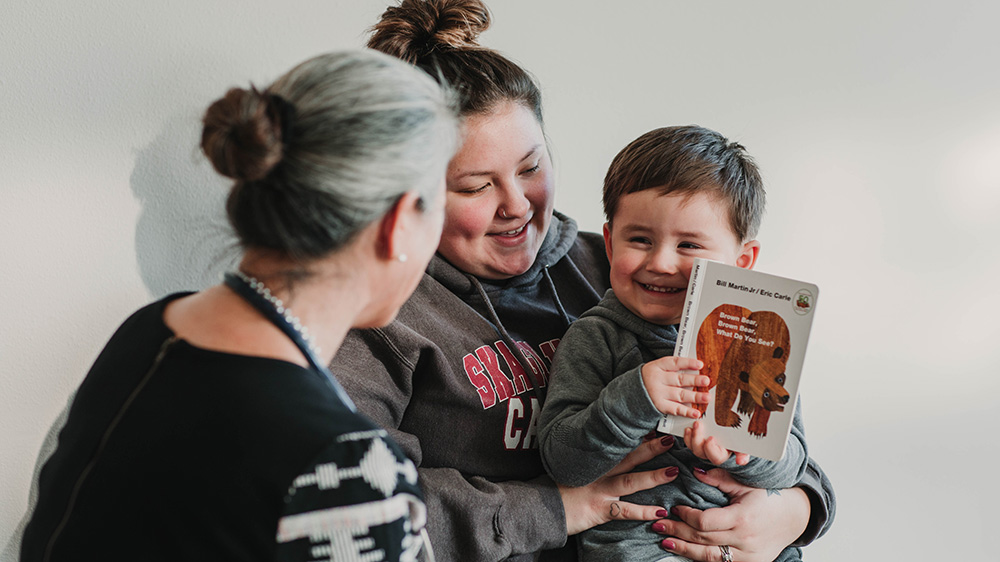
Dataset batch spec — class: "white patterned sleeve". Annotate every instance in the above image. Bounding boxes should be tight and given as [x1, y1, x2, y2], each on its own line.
[275, 428, 429, 562]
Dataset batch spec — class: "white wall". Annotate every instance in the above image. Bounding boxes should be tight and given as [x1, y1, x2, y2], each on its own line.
[3, 1, 998, 560]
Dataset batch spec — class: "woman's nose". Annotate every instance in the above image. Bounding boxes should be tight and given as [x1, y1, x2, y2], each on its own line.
[498, 182, 531, 219]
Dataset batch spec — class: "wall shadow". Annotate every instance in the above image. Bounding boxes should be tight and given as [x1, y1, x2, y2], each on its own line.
[131, 111, 240, 297]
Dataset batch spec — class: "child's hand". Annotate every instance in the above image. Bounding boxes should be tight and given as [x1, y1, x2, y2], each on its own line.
[640, 356, 710, 419]
[684, 420, 750, 466]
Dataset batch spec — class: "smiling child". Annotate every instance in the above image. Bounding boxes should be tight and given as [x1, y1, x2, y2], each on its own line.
[538, 126, 811, 562]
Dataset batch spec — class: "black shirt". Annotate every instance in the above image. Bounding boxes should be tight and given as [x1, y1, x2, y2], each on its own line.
[21, 294, 425, 561]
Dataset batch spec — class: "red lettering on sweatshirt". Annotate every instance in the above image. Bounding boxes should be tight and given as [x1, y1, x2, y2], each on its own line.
[538, 338, 560, 365]
[496, 340, 532, 394]
[464, 340, 559, 410]
[475, 345, 515, 402]
[463, 354, 496, 409]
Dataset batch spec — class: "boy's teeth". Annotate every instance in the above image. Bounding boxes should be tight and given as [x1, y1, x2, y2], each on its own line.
[643, 284, 681, 293]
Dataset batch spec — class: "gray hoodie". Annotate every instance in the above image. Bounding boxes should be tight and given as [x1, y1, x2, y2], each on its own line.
[331, 212, 834, 562]
[539, 290, 808, 561]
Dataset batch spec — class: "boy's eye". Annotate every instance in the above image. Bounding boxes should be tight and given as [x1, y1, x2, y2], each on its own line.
[628, 236, 652, 245]
[678, 242, 701, 249]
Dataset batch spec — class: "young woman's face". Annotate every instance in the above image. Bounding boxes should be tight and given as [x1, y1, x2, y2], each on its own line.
[439, 101, 554, 280]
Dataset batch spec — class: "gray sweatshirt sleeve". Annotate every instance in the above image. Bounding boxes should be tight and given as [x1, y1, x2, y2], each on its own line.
[538, 318, 664, 487]
[333, 330, 568, 561]
[794, 453, 837, 545]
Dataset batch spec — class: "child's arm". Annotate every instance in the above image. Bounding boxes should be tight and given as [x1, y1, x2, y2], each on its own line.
[538, 319, 707, 487]
[683, 421, 750, 466]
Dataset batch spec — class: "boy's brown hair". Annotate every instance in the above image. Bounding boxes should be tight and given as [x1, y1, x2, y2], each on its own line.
[602, 125, 765, 241]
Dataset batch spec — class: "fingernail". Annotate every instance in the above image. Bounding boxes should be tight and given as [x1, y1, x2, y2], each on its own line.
[671, 506, 682, 517]
[664, 466, 679, 478]
[693, 466, 707, 475]
[661, 539, 676, 550]
[652, 522, 666, 532]
[655, 509, 668, 518]
[660, 435, 674, 447]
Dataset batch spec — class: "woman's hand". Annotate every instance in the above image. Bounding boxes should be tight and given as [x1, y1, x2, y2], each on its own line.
[558, 435, 681, 536]
[653, 468, 810, 562]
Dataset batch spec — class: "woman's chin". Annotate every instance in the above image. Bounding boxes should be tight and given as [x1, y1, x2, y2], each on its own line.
[477, 246, 539, 279]
[353, 306, 401, 329]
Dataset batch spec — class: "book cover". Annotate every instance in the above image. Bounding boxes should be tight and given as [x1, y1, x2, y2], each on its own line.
[657, 258, 819, 461]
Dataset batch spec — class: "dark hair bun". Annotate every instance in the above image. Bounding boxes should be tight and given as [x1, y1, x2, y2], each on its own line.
[201, 88, 285, 182]
[369, 0, 490, 63]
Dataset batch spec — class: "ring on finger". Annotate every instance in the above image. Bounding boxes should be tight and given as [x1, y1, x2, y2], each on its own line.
[719, 545, 733, 562]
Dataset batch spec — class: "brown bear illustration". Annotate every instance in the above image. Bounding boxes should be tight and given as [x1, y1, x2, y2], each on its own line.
[695, 305, 791, 437]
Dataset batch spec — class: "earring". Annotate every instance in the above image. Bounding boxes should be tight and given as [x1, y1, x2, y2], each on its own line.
[396, 253, 408, 263]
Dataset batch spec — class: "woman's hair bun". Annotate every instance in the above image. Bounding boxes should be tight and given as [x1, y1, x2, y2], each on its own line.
[201, 87, 286, 182]
[369, 0, 491, 63]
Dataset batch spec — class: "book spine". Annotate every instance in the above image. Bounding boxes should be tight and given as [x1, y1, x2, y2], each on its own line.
[657, 258, 706, 435]
[675, 258, 706, 359]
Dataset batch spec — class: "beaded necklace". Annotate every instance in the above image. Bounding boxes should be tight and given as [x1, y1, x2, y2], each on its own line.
[223, 271, 356, 412]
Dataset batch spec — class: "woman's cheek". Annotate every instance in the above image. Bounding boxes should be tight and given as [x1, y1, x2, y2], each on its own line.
[530, 173, 555, 213]
[445, 198, 492, 238]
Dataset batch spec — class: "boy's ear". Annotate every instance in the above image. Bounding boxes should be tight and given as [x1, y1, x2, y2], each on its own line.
[602, 222, 614, 261]
[736, 240, 761, 270]
[377, 191, 423, 262]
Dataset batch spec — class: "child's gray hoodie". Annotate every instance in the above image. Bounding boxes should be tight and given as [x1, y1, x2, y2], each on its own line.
[539, 290, 808, 561]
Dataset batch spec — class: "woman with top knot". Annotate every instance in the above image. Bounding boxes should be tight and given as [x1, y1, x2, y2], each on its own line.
[331, 1, 836, 561]
[20, 49, 459, 562]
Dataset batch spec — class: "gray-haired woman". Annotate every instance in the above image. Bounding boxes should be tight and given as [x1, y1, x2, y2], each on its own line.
[21, 49, 458, 562]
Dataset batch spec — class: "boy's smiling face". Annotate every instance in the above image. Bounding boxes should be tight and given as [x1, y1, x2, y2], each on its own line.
[603, 189, 760, 325]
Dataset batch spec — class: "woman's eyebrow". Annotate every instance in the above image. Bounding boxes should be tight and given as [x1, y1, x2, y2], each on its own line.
[519, 144, 543, 162]
[451, 144, 544, 179]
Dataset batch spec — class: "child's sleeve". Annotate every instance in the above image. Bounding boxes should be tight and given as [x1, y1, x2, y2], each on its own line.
[722, 398, 809, 489]
[537, 318, 663, 487]
[794, 453, 836, 545]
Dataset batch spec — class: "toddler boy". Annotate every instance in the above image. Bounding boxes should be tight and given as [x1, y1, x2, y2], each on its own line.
[538, 125, 809, 562]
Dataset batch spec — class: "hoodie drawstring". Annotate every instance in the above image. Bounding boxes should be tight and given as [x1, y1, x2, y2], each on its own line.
[542, 266, 573, 331]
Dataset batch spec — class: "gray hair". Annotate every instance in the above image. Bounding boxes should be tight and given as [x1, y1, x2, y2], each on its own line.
[201, 49, 459, 258]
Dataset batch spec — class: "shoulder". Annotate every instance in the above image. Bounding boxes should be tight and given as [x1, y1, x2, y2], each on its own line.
[335, 272, 454, 372]
[557, 302, 632, 357]
[105, 292, 192, 342]
[566, 230, 608, 268]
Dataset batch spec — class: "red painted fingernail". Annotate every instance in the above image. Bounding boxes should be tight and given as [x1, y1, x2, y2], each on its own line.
[660, 435, 674, 447]
[661, 539, 676, 550]
[652, 522, 666, 532]
[664, 466, 679, 478]
[671, 506, 682, 517]
[694, 466, 707, 475]
[655, 509, 668, 518]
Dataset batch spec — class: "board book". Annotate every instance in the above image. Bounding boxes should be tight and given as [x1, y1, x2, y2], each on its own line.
[657, 258, 819, 461]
